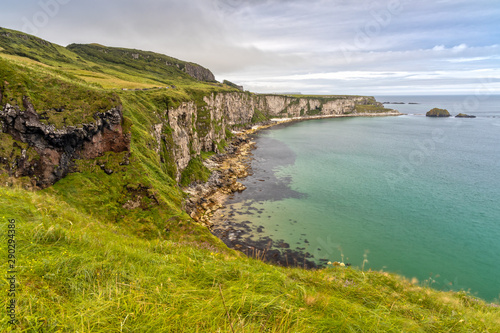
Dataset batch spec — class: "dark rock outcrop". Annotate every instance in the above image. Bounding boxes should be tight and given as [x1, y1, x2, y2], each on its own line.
[456, 113, 476, 118]
[0, 98, 130, 187]
[223, 80, 244, 91]
[183, 63, 216, 82]
[426, 108, 450, 117]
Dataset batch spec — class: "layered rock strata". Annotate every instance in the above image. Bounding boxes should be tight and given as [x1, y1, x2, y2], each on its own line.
[0, 98, 130, 187]
[162, 92, 398, 181]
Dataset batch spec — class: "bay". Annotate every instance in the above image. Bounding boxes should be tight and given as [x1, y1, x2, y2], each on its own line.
[218, 95, 500, 302]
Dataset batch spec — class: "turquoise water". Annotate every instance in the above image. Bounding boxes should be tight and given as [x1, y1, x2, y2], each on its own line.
[221, 95, 500, 302]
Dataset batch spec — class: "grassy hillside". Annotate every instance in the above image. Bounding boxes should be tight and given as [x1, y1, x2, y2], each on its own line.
[1, 28, 499, 332]
[66, 43, 211, 84]
[2, 186, 500, 332]
[0, 27, 237, 92]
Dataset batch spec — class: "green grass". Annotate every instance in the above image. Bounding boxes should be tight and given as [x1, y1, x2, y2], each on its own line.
[354, 104, 395, 114]
[306, 107, 322, 116]
[426, 108, 451, 117]
[0, 57, 119, 128]
[251, 108, 271, 123]
[1, 186, 500, 332]
[180, 156, 211, 187]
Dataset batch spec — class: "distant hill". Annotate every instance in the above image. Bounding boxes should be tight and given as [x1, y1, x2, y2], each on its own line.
[0, 26, 216, 85]
[0, 27, 75, 64]
[67, 43, 216, 82]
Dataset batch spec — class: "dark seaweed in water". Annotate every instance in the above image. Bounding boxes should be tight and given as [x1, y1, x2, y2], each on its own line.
[229, 134, 305, 203]
[211, 220, 318, 269]
[210, 131, 318, 268]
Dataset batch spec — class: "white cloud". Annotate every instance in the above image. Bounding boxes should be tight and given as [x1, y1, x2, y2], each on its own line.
[452, 43, 468, 53]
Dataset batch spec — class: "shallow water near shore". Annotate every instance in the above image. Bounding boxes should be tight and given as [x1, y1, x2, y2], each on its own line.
[217, 95, 500, 302]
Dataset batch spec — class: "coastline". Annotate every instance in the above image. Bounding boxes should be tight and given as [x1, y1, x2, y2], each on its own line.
[184, 111, 402, 268]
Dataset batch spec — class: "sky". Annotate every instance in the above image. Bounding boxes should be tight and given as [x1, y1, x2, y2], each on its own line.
[1, 0, 500, 95]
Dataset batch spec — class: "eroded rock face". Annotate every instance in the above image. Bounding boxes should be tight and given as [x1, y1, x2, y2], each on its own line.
[162, 92, 393, 182]
[183, 63, 216, 82]
[204, 92, 255, 125]
[254, 95, 379, 117]
[166, 101, 201, 178]
[0, 99, 130, 187]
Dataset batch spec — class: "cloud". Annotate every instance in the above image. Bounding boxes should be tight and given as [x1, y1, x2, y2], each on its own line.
[452, 44, 468, 53]
[1, 0, 499, 94]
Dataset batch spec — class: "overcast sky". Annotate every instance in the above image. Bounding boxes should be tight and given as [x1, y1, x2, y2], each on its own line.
[2, 0, 499, 95]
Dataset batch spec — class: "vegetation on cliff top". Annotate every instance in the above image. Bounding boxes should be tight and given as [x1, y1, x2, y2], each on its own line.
[354, 104, 395, 114]
[1, 28, 499, 332]
[0, 57, 119, 128]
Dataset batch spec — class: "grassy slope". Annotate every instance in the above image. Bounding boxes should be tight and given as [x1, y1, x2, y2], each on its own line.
[1, 28, 499, 332]
[2, 187, 499, 332]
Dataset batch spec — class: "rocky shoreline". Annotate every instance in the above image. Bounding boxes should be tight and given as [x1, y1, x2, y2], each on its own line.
[183, 128, 321, 268]
[184, 112, 402, 269]
[183, 134, 255, 228]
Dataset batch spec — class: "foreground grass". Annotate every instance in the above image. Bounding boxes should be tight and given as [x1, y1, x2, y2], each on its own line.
[1, 187, 499, 332]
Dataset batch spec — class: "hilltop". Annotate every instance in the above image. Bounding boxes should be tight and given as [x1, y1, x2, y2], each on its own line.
[1, 27, 499, 332]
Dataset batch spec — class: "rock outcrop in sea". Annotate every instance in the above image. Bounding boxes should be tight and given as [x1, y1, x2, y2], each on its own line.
[426, 108, 450, 117]
[456, 113, 476, 118]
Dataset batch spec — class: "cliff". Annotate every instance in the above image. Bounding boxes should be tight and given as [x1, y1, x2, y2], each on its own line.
[153, 92, 398, 182]
[0, 98, 130, 187]
[1, 90, 396, 187]
[2, 29, 498, 332]
[0, 27, 398, 189]
[183, 62, 216, 82]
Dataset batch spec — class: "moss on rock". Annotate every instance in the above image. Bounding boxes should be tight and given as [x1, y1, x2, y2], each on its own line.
[426, 108, 450, 117]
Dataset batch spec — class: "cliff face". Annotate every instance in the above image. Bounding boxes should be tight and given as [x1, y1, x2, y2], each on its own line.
[253, 94, 380, 117]
[158, 92, 397, 182]
[66, 43, 217, 83]
[0, 98, 130, 187]
[0, 28, 396, 188]
[183, 63, 216, 82]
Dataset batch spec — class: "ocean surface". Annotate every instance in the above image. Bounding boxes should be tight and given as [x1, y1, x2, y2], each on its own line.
[219, 95, 500, 302]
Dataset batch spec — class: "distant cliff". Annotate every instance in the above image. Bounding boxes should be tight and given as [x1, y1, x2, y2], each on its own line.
[153, 92, 399, 182]
[183, 63, 216, 82]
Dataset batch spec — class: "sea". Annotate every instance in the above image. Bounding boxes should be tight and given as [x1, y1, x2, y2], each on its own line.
[217, 95, 500, 302]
